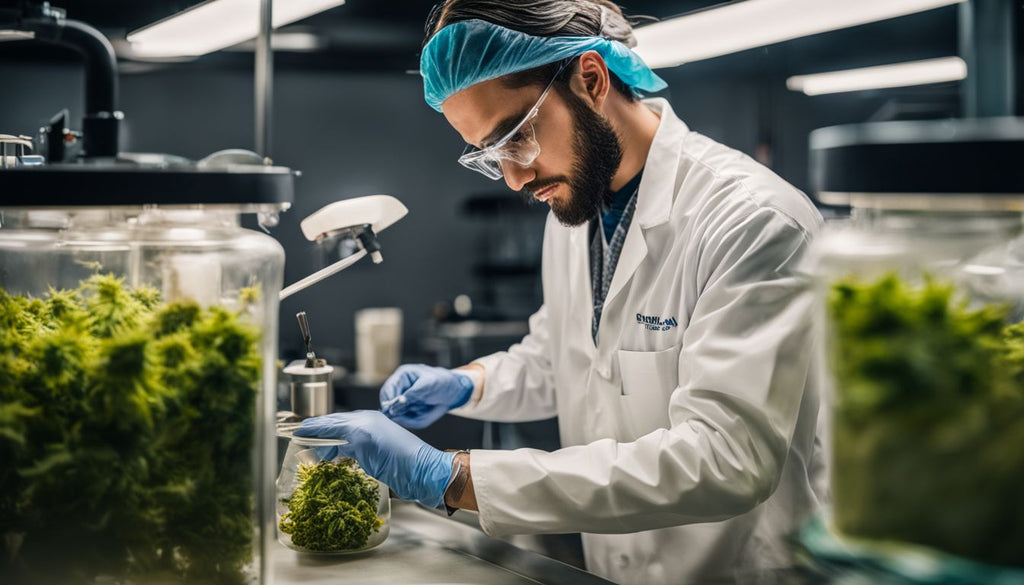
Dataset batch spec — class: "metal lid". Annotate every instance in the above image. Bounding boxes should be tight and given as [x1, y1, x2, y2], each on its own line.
[810, 117, 1024, 207]
[0, 150, 295, 208]
[283, 361, 334, 378]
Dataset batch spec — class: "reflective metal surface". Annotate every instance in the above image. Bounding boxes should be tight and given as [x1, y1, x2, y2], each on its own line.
[273, 500, 613, 585]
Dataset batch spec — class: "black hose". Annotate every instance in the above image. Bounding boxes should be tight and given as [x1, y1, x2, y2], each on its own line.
[23, 14, 122, 157]
[58, 19, 118, 116]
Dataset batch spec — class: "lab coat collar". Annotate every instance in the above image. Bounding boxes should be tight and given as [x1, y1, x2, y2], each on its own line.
[601, 213, 646, 327]
[634, 98, 688, 229]
[567, 98, 685, 242]
[597, 99, 687, 315]
[568, 98, 689, 335]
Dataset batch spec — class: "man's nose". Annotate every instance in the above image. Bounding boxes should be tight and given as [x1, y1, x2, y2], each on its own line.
[502, 161, 535, 192]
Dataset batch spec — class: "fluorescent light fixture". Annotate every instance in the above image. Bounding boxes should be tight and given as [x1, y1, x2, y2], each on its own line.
[227, 31, 325, 52]
[634, 0, 965, 68]
[127, 0, 345, 58]
[787, 57, 967, 95]
[0, 30, 36, 42]
[266, 31, 323, 52]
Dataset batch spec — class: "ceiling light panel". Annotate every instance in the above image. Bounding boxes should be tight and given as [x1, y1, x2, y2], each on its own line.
[787, 57, 967, 95]
[127, 0, 345, 58]
[634, 0, 965, 68]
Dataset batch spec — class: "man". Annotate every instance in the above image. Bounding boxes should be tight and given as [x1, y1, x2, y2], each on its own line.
[296, 1, 827, 583]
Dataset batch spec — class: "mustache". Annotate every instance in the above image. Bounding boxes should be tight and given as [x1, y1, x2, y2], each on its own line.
[522, 176, 569, 199]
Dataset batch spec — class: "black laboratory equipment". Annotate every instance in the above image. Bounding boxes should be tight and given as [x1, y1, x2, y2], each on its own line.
[798, 1, 1024, 581]
[0, 3, 295, 583]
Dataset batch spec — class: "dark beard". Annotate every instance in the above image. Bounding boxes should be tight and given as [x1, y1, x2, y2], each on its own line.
[523, 89, 623, 227]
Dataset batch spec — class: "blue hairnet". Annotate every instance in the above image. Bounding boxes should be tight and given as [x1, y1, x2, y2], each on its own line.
[421, 19, 667, 112]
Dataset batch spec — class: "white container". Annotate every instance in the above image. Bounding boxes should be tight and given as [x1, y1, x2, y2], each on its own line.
[355, 307, 402, 383]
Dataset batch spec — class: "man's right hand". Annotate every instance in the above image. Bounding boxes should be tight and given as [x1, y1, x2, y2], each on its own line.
[379, 364, 474, 429]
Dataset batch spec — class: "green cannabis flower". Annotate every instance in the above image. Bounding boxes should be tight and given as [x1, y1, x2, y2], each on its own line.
[0, 274, 263, 584]
[279, 459, 383, 552]
[829, 273, 1024, 567]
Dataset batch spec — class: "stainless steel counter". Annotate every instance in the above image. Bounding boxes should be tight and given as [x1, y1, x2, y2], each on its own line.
[273, 500, 613, 585]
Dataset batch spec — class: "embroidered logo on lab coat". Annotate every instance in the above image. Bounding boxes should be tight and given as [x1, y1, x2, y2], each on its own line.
[636, 313, 678, 332]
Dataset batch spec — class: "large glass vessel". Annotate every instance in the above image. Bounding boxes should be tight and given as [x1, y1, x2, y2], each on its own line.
[0, 202, 287, 584]
[807, 119, 1024, 568]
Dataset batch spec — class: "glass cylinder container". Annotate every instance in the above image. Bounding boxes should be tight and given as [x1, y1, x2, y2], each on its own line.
[807, 118, 1024, 568]
[275, 439, 390, 554]
[0, 205, 285, 584]
[808, 190, 1024, 563]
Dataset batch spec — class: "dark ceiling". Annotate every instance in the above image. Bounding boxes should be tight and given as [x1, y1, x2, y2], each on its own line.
[0, 0, 959, 75]
[50, 0, 726, 30]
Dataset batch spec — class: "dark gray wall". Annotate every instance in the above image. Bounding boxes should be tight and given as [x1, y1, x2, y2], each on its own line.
[0, 46, 959, 367]
[0, 62, 505, 367]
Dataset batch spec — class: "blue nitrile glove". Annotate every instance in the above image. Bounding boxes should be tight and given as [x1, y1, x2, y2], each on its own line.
[294, 410, 456, 509]
[379, 364, 474, 429]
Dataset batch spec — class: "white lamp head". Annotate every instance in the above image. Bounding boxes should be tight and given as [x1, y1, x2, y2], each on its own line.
[299, 194, 408, 242]
[279, 195, 409, 301]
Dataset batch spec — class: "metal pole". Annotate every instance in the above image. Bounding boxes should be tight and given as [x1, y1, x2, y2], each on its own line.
[959, 0, 1018, 117]
[255, 5, 275, 578]
[255, 0, 273, 161]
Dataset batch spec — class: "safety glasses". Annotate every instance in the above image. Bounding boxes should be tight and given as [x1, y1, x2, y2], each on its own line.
[457, 68, 563, 181]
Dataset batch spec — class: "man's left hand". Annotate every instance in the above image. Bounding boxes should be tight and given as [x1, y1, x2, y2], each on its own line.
[294, 410, 455, 509]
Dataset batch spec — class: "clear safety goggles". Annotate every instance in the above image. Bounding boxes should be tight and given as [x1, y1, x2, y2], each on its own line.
[457, 72, 561, 181]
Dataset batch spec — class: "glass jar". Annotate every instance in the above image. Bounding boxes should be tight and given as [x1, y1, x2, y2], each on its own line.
[275, 438, 390, 554]
[0, 206, 285, 584]
[273, 358, 391, 554]
[809, 200, 1024, 566]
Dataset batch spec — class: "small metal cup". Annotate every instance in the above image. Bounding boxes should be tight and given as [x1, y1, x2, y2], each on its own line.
[283, 360, 334, 419]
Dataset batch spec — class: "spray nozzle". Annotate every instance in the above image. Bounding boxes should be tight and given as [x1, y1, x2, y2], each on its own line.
[296, 311, 319, 368]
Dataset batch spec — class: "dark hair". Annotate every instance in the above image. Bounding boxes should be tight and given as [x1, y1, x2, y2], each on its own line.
[424, 0, 639, 101]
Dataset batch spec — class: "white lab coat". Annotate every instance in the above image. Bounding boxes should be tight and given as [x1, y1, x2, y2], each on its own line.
[451, 98, 827, 585]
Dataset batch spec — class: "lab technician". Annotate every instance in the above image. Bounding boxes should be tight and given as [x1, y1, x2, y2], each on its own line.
[296, 1, 828, 583]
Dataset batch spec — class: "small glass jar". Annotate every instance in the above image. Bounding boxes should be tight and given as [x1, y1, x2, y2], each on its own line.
[809, 198, 1024, 566]
[275, 439, 390, 554]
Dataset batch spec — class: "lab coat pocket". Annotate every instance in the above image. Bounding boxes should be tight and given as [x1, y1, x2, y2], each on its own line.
[617, 346, 678, 436]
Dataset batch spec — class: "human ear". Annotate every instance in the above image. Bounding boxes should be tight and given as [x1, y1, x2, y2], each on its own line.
[572, 50, 610, 109]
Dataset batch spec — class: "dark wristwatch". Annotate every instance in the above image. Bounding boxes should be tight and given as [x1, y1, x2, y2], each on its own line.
[443, 449, 470, 516]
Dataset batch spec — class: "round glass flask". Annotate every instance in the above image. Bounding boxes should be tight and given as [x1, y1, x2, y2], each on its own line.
[275, 439, 391, 554]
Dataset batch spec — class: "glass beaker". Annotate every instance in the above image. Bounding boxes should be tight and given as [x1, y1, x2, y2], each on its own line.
[275, 438, 390, 554]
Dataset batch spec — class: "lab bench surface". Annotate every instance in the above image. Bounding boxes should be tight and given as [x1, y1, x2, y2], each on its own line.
[273, 499, 614, 585]
[273, 500, 836, 585]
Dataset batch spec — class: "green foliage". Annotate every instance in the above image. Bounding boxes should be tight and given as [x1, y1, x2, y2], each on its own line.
[0, 274, 263, 584]
[279, 459, 383, 552]
[829, 273, 1024, 567]
[238, 286, 261, 309]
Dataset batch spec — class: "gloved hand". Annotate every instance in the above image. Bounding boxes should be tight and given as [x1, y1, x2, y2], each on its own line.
[294, 410, 456, 509]
[379, 364, 474, 429]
